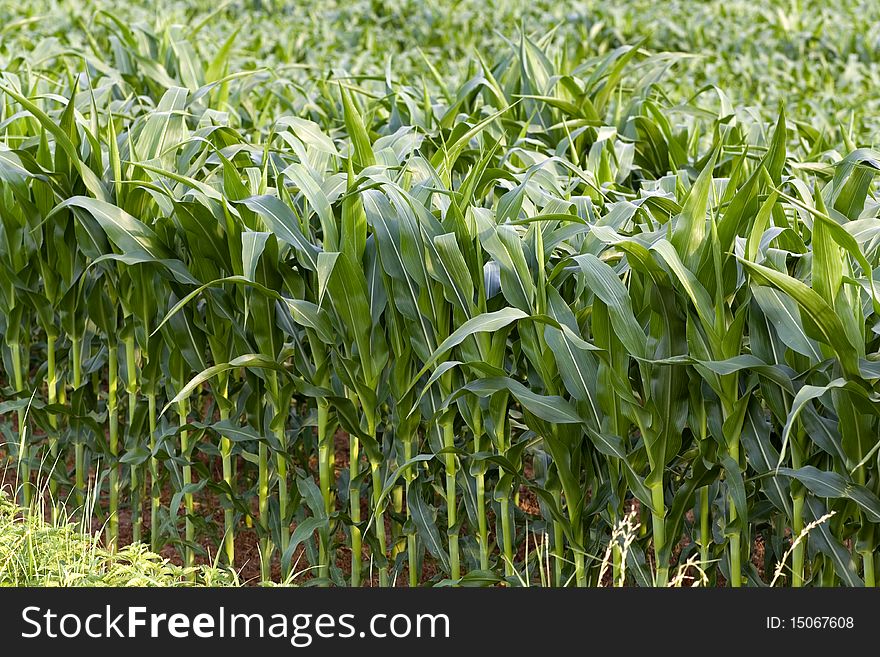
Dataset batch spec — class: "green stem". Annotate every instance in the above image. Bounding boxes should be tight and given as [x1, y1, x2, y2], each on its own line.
[391, 485, 404, 559]
[612, 541, 622, 587]
[125, 336, 140, 544]
[791, 495, 805, 587]
[500, 497, 514, 577]
[442, 419, 460, 581]
[148, 391, 160, 552]
[498, 412, 514, 580]
[729, 534, 742, 587]
[267, 373, 289, 576]
[258, 440, 271, 582]
[371, 460, 389, 587]
[699, 486, 710, 567]
[574, 552, 586, 587]
[472, 415, 489, 573]
[476, 472, 489, 572]
[46, 334, 59, 520]
[553, 514, 565, 586]
[820, 555, 836, 586]
[179, 397, 193, 569]
[349, 434, 362, 587]
[551, 486, 564, 584]
[317, 400, 332, 582]
[404, 433, 418, 587]
[719, 382, 743, 588]
[651, 479, 668, 587]
[609, 459, 622, 586]
[728, 449, 741, 588]
[791, 438, 805, 588]
[71, 337, 84, 513]
[219, 399, 234, 566]
[277, 445, 289, 573]
[855, 466, 874, 586]
[494, 403, 515, 579]
[863, 550, 876, 587]
[107, 342, 119, 550]
[11, 344, 30, 509]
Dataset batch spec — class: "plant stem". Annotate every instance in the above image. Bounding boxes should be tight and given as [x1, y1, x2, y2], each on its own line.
[277, 443, 289, 574]
[608, 459, 622, 586]
[476, 470, 489, 572]
[107, 342, 119, 550]
[267, 372, 289, 576]
[729, 535, 742, 587]
[612, 541, 622, 586]
[498, 415, 515, 578]
[317, 399, 332, 582]
[472, 413, 489, 572]
[855, 462, 875, 586]
[728, 440, 741, 588]
[11, 344, 30, 509]
[276, 433, 289, 557]
[790, 494, 805, 587]
[553, 513, 564, 586]
[404, 432, 418, 587]
[551, 485, 564, 584]
[442, 418, 460, 581]
[863, 550, 876, 587]
[46, 334, 59, 520]
[219, 393, 234, 565]
[179, 396, 193, 569]
[125, 336, 140, 544]
[371, 459, 389, 587]
[574, 551, 586, 587]
[500, 496, 514, 578]
[71, 337, 85, 513]
[148, 391, 160, 552]
[349, 433, 362, 587]
[391, 485, 404, 559]
[791, 437, 805, 588]
[258, 440, 271, 582]
[700, 486, 710, 567]
[651, 479, 668, 587]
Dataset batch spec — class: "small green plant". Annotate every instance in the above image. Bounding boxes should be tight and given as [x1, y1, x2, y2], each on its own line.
[0, 491, 238, 586]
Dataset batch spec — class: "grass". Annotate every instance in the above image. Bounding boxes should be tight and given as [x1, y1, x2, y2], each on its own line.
[0, 490, 237, 586]
[0, 0, 879, 588]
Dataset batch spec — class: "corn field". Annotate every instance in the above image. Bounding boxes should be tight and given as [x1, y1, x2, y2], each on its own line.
[1, 0, 880, 587]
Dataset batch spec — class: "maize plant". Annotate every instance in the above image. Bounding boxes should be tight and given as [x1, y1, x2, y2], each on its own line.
[1, 0, 879, 588]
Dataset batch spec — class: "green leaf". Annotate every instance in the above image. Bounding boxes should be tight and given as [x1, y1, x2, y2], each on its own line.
[738, 257, 860, 376]
[162, 354, 287, 414]
[53, 197, 168, 260]
[409, 482, 450, 573]
[340, 85, 376, 170]
[412, 308, 528, 384]
[239, 195, 320, 270]
[570, 253, 646, 358]
[670, 148, 717, 270]
[751, 285, 821, 360]
[281, 516, 328, 572]
[241, 231, 271, 283]
[318, 251, 377, 385]
[779, 466, 880, 523]
[458, 377, 581, 424]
